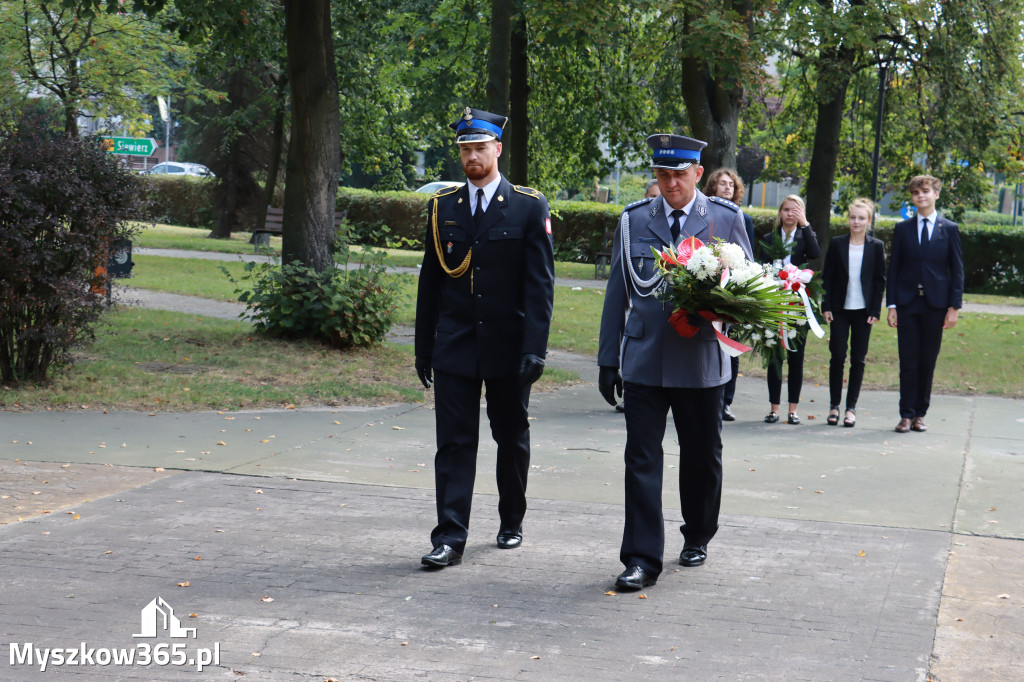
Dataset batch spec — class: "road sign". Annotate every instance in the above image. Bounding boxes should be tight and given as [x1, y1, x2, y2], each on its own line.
[100, 137, 158, 156]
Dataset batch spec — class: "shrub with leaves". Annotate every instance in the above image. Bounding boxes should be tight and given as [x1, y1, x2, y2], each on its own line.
[224, 224, 400, 349]
[0, 122, 140, 384]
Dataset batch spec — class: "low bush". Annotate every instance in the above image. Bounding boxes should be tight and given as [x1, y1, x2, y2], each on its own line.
[0, 126, 140, 383]
[141, 175, 216, 228]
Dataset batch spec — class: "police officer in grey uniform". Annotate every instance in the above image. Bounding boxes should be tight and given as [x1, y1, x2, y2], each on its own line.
[415, 107, 555, 569]
[598, 134, 753, 590]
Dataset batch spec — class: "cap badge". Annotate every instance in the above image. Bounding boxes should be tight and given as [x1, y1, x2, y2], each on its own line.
[660, 135, 670, 148]
[463, 107, 473, 122]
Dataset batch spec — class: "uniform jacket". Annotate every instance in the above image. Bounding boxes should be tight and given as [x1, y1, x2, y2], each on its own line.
[758, 224, 821, 266]
[886, 215, 964, 310]
[821, 234, 886, 318]
[415, 175, 555, 379]
[597, 192, 753, 388]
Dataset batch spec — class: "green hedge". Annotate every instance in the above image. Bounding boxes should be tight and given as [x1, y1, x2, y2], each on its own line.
[140, 175, 216, 228]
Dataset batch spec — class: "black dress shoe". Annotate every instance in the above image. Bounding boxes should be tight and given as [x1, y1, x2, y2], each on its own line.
[421, 544, 462, 568]
[615, 565, 656, 591]
[679, 545, 707, 567]
[496, 526, 523, 549]
[722, 404, 736, 421]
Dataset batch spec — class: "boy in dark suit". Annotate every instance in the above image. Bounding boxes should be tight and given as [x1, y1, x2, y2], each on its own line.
[886, 175, 964, 433]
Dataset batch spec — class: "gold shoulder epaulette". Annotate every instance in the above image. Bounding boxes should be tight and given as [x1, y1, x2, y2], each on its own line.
[432, 185, 460, 199]
[513, 185, 543, 199]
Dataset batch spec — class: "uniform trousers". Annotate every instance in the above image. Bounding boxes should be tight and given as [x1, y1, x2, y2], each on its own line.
[767, 336, 806, 406]
[620, 382, 724, 578]
[896, 297, 947, 419]
[828, 309, 872, 410]
[430, 370, 531, 553]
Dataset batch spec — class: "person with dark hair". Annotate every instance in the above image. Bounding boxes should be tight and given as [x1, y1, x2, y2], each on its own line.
[887, 175, 963, 433]
[598, 134, 752, 591]
[415, 107, 555, 568]
[759, 194, 820, 425]
[644, 179, 661, 199]
[703, 168, 756, 422]
[821, 198, 886, 428]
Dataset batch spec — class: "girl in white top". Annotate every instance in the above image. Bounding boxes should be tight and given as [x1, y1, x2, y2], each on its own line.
[821, 198, 887, 427]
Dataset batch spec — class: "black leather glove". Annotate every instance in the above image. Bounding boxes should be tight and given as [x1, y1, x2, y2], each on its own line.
[519, 353, 545, 386]
[598, 366, 622, 406]
[415, 356, 433, 389]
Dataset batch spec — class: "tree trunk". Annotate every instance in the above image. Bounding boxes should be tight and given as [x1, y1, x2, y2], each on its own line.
[680, 5, 750, 180]
[209, 70, 247, 239]
[282, 0, 340, 272]
[508, 13, 528, 185]
[255, 74, 289, 235]
[487, 0, 512, 177]
[804, 46, 856, 259]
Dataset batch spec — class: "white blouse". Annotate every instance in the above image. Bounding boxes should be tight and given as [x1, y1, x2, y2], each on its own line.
[844, 243, 866, 310]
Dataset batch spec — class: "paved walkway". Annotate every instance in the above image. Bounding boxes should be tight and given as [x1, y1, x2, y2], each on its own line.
[0, 249, 1021, 680]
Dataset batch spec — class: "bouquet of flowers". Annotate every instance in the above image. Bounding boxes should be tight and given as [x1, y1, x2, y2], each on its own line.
[732, 263, 826, 368]
[652, 236, 811, 357]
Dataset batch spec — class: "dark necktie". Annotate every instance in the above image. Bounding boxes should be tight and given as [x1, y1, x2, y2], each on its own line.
[474, 188, 485, 226]
[920, 218, 929, 247]
[669, 209, 684, 244]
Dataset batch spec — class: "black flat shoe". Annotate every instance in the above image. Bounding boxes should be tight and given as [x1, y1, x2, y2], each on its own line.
[679, 545, 708, 567]
[843, 409, 856, 428]
[722, 404, 736, 421]
[826, 406, 840, 426]
[787, 413, 801, 425]
[615, 565, 657, 591]
[764, 411, 779, 423]
[421, 544, 462, 569]
[496, 526, 523, 549]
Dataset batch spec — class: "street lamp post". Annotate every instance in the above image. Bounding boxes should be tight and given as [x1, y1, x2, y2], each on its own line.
[870, 45, 899, 214]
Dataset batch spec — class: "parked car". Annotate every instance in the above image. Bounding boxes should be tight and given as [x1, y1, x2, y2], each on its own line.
[414, 181, 462, 194]
[147, 162, 215, 178]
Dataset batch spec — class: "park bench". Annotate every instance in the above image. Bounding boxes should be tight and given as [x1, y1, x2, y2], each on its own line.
[594, 230, 616, 279]
[251, 207, 348, 251]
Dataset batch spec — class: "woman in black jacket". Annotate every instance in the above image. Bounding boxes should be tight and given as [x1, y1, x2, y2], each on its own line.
[759, 194, 820, 425]
[821, 198, 886, 427]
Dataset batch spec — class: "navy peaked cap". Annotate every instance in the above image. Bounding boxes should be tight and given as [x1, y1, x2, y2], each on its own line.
[449, 107, 508, 143]
[647, 134, 707, 170]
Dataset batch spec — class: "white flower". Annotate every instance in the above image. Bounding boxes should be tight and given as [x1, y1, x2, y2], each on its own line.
[716, 242, 747, 270]
[765, 329, 775, 339]
[794, 318, 808, 326]
[787, 328, 798, 339]
[685, 247, 720, 281]
[765, 339, 776, 347]
[750, 333, 762, 342]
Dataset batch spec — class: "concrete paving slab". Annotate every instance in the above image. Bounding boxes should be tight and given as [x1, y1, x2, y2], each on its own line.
[931, 535, 1024, 681]
[0, 472, 945, 681]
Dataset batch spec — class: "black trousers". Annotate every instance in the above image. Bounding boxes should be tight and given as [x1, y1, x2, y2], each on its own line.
[620, 382, 724, 578]
[828, 309, 873, 410]
[767, 336, 806, 405]
[431, 370, 531, 553]
[724, 355, 739, 406]
[896, 297, 947, 419]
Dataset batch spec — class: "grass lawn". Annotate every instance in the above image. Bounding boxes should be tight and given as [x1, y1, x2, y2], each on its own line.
[0, 308, 577, 411]
[6, 240, 1021, 410]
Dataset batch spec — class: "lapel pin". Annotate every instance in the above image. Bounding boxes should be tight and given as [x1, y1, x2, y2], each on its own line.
[497, 195, 504, 202]
[458, 197, 463, 204]
[698, 205, 706, 217]
[447, 241, 453, 254]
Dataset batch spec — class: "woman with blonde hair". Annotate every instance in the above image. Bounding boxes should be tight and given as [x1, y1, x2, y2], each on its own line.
[758, 194, 820, 424]
[821, 198, 886, 427]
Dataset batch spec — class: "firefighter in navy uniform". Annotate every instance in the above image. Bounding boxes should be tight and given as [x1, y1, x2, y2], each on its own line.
[415, 107, 555, 569]
[598, 134, 753, 590]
